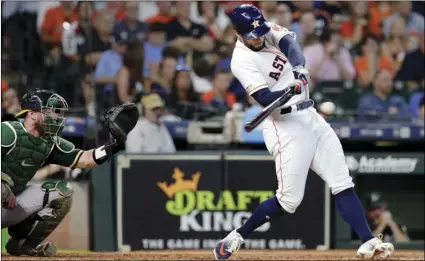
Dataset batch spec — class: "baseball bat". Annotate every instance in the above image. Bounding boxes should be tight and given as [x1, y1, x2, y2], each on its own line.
[244, 83, 299, 132]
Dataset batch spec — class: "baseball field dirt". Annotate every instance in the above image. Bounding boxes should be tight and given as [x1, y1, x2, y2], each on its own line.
[1, 250, 424, 260]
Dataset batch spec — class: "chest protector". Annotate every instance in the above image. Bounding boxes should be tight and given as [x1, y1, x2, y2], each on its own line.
[2, 122, 55, 194]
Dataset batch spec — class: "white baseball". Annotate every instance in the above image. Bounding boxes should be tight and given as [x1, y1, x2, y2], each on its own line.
[319, 102, 336, 115]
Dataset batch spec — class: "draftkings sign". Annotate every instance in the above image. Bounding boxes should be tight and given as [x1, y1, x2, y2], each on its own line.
[116, 154, 326, 251]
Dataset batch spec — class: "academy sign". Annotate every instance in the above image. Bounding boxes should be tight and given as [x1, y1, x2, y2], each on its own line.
[345, 153, 424, 174]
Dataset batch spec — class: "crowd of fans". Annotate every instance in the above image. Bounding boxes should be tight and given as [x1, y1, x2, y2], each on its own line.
[1, 1, 425, 128]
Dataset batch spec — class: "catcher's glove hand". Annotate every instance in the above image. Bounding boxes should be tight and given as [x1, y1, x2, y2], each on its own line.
[103, 103, 139, 145]
[92, 103, 140, 165]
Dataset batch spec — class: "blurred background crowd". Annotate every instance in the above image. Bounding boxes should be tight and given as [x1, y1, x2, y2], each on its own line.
[1, 1, 425, 152]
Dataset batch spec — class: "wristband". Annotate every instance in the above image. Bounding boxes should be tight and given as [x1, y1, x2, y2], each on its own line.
[92, 142, 118, 165]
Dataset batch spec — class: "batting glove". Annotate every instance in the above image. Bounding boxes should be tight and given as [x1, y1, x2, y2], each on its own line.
[287, 79, 305, 94]
[292, 66, 311, 86]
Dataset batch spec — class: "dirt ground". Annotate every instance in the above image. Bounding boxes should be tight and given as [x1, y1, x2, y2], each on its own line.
[2, 250, 424, 261]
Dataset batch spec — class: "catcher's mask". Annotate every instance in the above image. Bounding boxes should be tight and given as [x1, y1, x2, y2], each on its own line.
[16, 89, 68, 140]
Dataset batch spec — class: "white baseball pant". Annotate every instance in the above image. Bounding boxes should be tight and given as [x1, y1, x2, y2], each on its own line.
[263, 107, 354, 213]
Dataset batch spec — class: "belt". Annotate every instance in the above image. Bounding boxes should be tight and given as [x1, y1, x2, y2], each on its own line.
[280, 99, 314, 115]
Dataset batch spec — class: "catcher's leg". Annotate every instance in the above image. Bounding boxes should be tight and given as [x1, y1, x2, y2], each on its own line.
[2, 180, 73, 257]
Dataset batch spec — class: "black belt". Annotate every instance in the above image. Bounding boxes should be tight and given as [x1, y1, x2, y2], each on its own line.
[280, 99, 314, 115]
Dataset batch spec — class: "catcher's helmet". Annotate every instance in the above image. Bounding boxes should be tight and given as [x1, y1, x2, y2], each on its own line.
[16, 89, 68, 139]
[230, 4, 271, 39]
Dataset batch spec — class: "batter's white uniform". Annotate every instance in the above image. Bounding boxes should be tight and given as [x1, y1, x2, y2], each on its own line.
[231, 23, 354, 214]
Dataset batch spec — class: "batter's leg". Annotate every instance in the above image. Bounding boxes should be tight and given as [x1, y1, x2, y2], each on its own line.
[2, 180, 73, 257]
[214, 119, 316, 260]
[309, 112, 394, 259]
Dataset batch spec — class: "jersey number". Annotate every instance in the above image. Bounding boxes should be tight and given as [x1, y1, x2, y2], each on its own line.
[269, 55, 287, 81]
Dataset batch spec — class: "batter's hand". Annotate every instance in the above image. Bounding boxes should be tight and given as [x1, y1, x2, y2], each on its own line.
[286, 79, 306, 95]
[292, 66, 311, 86]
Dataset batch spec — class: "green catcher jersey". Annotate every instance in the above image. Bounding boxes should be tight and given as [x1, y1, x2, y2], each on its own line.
[1, 121, 83, 194]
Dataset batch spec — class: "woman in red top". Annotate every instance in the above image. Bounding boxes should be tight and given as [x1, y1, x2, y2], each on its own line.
[340, 2, 370, 48]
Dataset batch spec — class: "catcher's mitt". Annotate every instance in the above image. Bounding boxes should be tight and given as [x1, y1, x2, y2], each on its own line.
[103, 103, 139, 144]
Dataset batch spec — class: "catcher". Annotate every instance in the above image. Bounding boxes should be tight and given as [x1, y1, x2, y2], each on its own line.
[1, 89, 138, 256]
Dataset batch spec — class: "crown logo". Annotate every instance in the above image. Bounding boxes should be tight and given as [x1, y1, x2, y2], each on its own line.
[157, 168, 201, 198]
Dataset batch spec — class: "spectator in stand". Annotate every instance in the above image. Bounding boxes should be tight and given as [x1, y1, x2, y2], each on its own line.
[383, 1, 424, 39]
[297, 12, 319, 49]
[143, 22, 167, 78]
[201, 69, 236, 111]
[94, 29, 129, 108]
[304, 28, 355, 85]
[169, 66, 200, 110]
[319, 1, 344, 30]
[166, 1, 214, 56]
[60, 2, 93, 109]
[365, 192, 410, 243]
[258, 1, 278, 23]
[76, 1, 94, 38]
[79, 10, 114, 116]
[355, 34, 393, 89]
[209, 41, 233, 73]
[274, 3, 293, 31]
[92, 1, 125, 22]
[113, 1, 149, 43]
[41, 1, 78, 48]
[116, 41, 144, 104]
[381, 17, 408, 73]
[126, 93, 176, 153]
[418, 96, 425, 120]
[396, 32, 424, 87]
[145, 1, 174, 24]
[291, 1, 331, 38]
[218, 1, 255, 16]
[60, 1, 95, 60]
[1, 80, 8, 92]
[1, 87, 21, 121]
[340, 2, 370, 48]
[408, 79, 424, 117]
[37, 2, 60, 32]
[221, 25, 237, 45]
[149, 47, 180, 103]
[78, 10, 113, 73]
[2, 1, 40, 70]
[191, 58, 213, 94]
[369, 1, 393, 38]
[357, 69, 409, 120]
[190, 2, 230, 41]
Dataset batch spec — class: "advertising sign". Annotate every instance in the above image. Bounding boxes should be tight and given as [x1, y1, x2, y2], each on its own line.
[344, 153, 424, 174]
[225, 155, 325, 250]
[116, 154, 326, 251]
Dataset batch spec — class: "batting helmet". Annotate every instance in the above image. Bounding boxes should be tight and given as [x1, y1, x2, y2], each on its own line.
[230, 4, 271, 39]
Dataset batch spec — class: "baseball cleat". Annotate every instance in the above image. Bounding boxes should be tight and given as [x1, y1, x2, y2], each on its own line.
[213, 230, 245, 260]
[6, 238, 57, 257]
[33, 242, 57, 257]
[356, 235, 394, 259]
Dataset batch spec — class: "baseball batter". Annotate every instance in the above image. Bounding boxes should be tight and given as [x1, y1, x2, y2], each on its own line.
[214, 4, 394, 260]
[1, 89, 135, 256]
